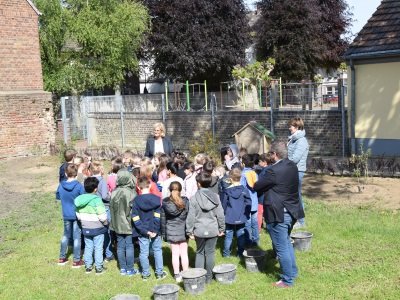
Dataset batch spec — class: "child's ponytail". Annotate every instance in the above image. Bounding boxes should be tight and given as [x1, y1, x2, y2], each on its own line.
[169, 181, 185, 210]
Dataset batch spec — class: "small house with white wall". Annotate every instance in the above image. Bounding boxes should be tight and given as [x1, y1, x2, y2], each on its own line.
[345, 0, 400, 155]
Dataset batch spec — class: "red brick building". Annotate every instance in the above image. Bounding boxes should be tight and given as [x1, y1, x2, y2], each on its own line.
[0, 0, 55, 159]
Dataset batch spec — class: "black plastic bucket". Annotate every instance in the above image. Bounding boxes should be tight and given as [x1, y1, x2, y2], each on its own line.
[243, 249, 266, 272]
[153, 284, 180, 300]
[291, 231, 313, 251]
[212, 264, 237, 284]
[181, 268, 207, 295]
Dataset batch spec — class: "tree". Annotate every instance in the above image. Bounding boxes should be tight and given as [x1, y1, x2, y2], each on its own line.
[254, 0, 351, 81]
[34, 0, 150, 94]
[144, 0, 250, 85]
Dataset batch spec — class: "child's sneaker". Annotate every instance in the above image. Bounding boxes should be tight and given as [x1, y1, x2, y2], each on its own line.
[104, 256, 115, 263]
[142, 274, 151, 281]
[72, 260, 84, 268]
[156, 271, 168, 280]
[174, 274, 183, 283]
[95, 267, 106, 275]
[85, 267, 93, 274]
[120, 268, 127, 276]
[58, 258, 68, 266]
[126, 269, 139, 277]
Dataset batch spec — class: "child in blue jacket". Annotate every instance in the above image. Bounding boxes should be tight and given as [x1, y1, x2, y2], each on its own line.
[56, 164, 85, 267]
[132, 176, 167, 280]
[222, 167, 251, 257]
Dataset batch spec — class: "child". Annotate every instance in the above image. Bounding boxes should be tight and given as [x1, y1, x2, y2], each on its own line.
[223, 144, 239, 171]
[156, 153, 170, 184]
[74, 156, 90, 184]
[202, 161, 219, 195]
[182, 162, 198, 200]
[132, 177, 167, 280]
[90, 161, 113, 262]
[240, 154, 259, 247]
[161, 182, 189, 282]
[107, 156, 124, 194]
[56, 164, 85, 267]
[139, 163, 162, 198]
[186, 172, 225, 283]
[193, 153, 207, 173]
[161, 162, 185, 199]
[221, 168, 251, 257]
[59, 149, 77, 182]
[110, 169, 139, 276]
[75, 177, 108, 274]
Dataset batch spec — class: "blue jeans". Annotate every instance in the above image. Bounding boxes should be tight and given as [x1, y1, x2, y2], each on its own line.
[117, 234, 134, 271]
[59, 220, 81, 262]
[298, 171, 305, 225]
[245, 211, 259, 246]
[223, 224, 246, 257]
[138, 235, 163, 277]
[266, 212, 298, 286]
[84, 234, 104, 269]
[104, 207, 113, 258]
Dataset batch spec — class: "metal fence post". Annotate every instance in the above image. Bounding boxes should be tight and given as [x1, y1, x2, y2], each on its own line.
[61, 96, 68, 144]
[211, 93, 216, 142]
[84, 97, 91, 146]
[161, 94, 166, 124]
[119, 95, 125, 148]
[269, 88, 274, 136]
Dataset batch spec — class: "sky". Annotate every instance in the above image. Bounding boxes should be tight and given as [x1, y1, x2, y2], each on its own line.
[244, 0, 382, 37]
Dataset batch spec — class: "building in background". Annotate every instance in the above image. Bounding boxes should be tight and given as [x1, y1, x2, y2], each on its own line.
[0, 0, 55, 159]
[345, 0, 400, 155]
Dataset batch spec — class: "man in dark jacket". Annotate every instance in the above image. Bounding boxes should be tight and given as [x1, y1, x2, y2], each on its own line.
[254, 141, 305, 288]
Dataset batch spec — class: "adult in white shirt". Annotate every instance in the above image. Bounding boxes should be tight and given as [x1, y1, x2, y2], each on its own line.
[144, 122, 173, 158]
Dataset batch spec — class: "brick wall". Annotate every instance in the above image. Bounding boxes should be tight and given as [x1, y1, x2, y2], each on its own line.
[85, 110, 348, 156]
[0, 0, 43, 91]
[0, 91, 55, 159]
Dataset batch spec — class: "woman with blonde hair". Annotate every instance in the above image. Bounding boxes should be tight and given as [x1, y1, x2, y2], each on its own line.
[144, 122, 173, 158]
[161, 181, 189, 282]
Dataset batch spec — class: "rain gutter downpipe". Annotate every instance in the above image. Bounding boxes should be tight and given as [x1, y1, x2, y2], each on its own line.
[350, 59, 356, 154]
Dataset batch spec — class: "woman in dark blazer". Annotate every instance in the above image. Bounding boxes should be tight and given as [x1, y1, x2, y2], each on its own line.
[144, 122, 173, 158]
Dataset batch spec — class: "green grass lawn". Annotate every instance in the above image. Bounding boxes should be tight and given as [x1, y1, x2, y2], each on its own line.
[1, 192, 399, 300]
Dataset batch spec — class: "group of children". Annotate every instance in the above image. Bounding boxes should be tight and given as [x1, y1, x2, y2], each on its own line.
[56, 146, 275, 282]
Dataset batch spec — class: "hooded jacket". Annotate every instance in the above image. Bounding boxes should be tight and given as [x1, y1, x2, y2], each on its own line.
[56, 179, 85, 220]
[161, 197, 189, 242]
[74, 193, 108, 236]
[208, 175, 220, 195]
[131, 193, 161, 237]
[287, 129, 309, 172]
[110, 170, 137, 235]
[186, 188, 225, 238]
[225, 144, 240, 170]
[222, 185, 252, 225]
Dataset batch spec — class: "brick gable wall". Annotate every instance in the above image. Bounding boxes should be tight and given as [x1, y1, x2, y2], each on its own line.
[0, 0, 43, 91]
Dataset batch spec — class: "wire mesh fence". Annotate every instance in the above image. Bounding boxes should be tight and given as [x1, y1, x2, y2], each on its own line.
[60, 80, 346, 145]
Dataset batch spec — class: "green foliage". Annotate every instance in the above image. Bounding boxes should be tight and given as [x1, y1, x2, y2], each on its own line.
[188, 131, 221, 163]
[34, 0, 150, 94]
[232, 58, 275, 85]
[144, 0, 250, 84]
[339, 62, 348, 72]
[349, 144, 371, 190]
[255, 0, 352, 81]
